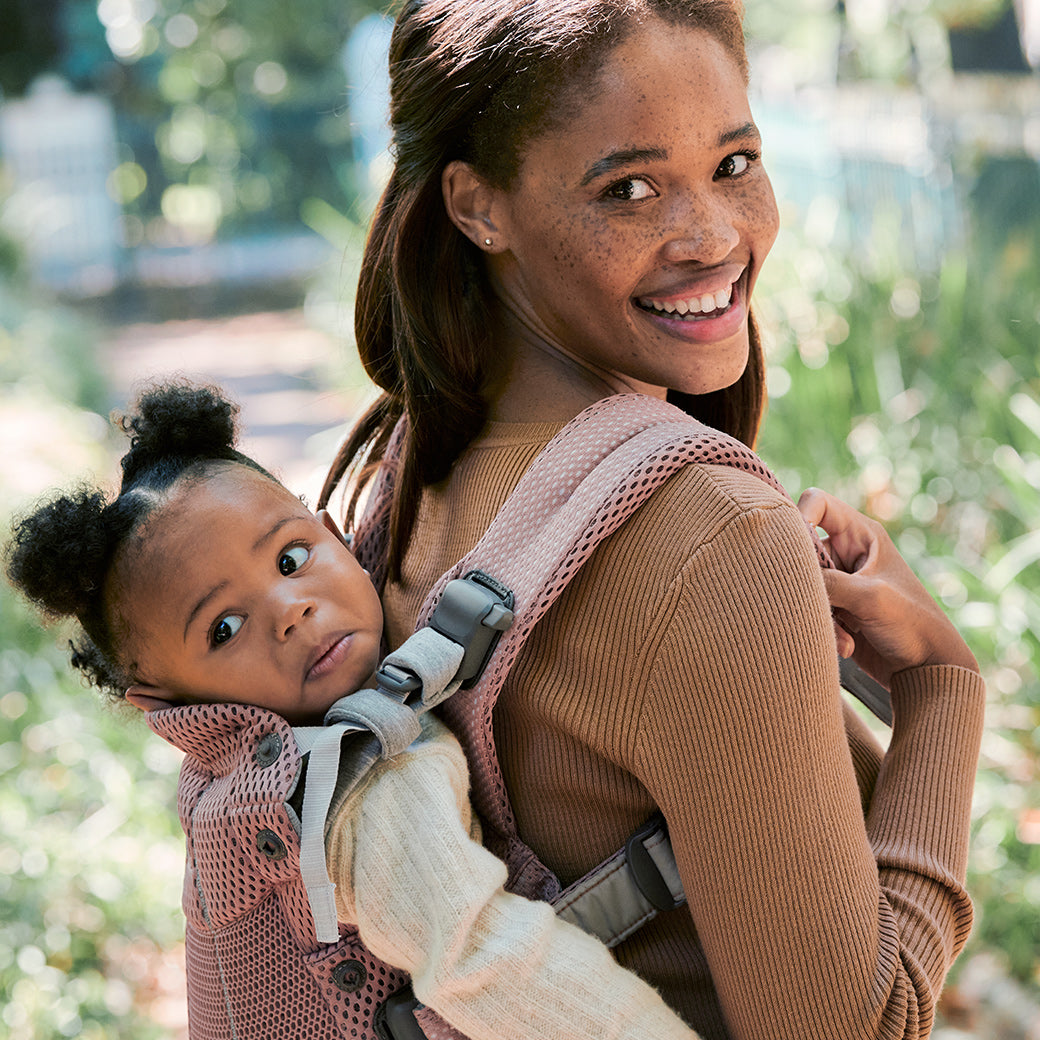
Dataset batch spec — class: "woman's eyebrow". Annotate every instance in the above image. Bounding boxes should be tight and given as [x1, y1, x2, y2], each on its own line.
[720, 120, 759, 146]
[580, 147, 669, 186]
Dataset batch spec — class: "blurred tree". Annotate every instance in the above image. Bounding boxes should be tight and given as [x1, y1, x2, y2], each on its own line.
[92, 0, 386, 240]
[1, 0, 386, 241]
[0, 0, 63, 97]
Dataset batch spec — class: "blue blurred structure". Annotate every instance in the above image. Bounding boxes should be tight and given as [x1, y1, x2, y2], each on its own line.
[0, 77, 123, 294]
[342, 13, 393, 205]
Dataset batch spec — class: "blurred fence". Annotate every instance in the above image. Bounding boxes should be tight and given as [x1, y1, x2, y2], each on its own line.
[0, 77, 123, 294]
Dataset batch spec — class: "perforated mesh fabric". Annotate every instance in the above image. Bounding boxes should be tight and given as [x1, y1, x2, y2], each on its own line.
[155, 393, 829, 1038]
[364, 394, 835, 899]
[147, 702, 415, 1039]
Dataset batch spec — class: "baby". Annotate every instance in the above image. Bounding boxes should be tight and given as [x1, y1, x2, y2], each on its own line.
[6, 382, 701, 1040]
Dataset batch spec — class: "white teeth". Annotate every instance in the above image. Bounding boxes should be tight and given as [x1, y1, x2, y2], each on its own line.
[643, 283, 733, 317]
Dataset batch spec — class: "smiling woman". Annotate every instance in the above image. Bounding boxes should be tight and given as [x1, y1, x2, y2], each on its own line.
[318, 2, 986, 1039]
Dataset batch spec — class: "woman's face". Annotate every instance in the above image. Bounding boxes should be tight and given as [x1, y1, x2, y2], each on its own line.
[484, 20, 779, 399]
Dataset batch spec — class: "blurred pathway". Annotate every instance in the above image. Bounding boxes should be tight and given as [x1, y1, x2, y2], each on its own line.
[98, 309, 374, 504]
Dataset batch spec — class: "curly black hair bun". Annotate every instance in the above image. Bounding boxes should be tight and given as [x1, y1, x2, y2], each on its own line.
[4, 380, 265, 699]
[6, 488, 110, 620]
[120, 382, 241, 487]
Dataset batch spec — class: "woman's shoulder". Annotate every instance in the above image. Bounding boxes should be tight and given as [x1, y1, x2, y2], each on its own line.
[628, 458, 810, 557]
[545, 459, 824, 656]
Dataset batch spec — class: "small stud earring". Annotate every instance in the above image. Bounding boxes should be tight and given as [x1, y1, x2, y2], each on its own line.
[483, 237, 493, 247]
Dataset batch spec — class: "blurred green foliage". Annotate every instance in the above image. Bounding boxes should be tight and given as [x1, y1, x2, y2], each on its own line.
[757, 149, 1040, 990]
[0, 204, 188, 1038]
[0, 590, 187, 1040]
[8, 0, 386, 243]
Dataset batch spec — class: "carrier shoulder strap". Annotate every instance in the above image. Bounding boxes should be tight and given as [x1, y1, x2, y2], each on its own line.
[291, 591, 517, 944]
[359, 393, 891, 947]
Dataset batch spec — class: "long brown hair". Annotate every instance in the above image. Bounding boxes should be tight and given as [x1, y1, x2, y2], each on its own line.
[320, 0, 763, 580]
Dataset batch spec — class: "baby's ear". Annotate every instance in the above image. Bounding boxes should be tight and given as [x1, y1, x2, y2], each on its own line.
[125, 685, 180, 713]
[316, 509, 351, 550]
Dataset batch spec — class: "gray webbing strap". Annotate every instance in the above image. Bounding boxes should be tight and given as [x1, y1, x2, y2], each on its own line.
[294, 723, 366, 942]
[552, 815, 686, 948]
[292, 629, 466, 944]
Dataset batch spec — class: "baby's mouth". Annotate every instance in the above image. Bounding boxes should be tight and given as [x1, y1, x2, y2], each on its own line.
[637, 282, 735, 319]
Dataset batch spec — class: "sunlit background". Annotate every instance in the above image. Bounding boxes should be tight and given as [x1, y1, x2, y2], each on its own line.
[0, 1, 1038, 1037]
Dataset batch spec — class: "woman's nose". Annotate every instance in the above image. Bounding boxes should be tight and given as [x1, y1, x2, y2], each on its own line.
[661, 194, 740, 264]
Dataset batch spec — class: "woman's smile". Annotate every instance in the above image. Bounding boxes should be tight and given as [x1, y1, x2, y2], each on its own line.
[633, 263, 749, 342]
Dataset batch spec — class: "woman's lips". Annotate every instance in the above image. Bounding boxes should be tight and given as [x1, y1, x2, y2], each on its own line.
[634, 263, 749, 323]
[633, 273, 748, 342]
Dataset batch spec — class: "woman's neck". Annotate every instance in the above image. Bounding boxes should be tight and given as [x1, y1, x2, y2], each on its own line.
[488, 310, 665, 423]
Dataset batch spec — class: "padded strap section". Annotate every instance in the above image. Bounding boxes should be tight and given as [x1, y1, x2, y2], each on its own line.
[552, 818, 685, 948]
[381, 627, 466, 709]
[325, 690, 423, 759]
[292, 629, 467, 945]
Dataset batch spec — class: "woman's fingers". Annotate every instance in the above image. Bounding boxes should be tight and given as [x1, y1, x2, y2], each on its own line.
[798, 487, 875, 573]
[802, 488, 980, 678]
[832, 621, 856, 660]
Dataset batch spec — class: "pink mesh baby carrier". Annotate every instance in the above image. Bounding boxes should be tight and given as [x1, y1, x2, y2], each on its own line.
[147, 393, 891, 1040]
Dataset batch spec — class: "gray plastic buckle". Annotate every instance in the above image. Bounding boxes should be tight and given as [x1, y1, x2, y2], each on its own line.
[374, 662, 423, 702]
[625, 814, 684, 913]
[429, 570, 515, 688]
[379, 987, 426, 1040]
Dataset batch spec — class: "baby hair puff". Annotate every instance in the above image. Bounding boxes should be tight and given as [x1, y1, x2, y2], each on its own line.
[4, 381, 265, 698]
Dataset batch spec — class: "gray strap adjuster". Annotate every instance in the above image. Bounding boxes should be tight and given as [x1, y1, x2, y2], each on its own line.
[625, 814, 685, 912]
[553, 814, 686, 948]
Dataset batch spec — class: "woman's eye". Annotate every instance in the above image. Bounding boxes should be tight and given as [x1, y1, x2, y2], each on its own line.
[604, 177, 656, 202]
[278, 545, 310, 576]
[715, 151, 757, 179]
[212, 615, 243, 646]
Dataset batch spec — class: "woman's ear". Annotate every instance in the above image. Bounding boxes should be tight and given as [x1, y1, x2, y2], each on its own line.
[442, 160, 507, 253]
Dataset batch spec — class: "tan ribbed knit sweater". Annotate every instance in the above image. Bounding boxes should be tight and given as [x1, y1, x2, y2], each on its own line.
[380, 419, 986, 1040]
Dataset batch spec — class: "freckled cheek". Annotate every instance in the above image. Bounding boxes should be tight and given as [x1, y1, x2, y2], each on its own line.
[742, 182, 780, 253]
[530, 218, 586, 270]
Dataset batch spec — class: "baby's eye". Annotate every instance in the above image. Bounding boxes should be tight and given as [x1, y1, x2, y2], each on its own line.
[212, 614, 243, 646]
[279, 545, 310, 576]
[715, 151, 757, 179]
[604, 177, 656, 202]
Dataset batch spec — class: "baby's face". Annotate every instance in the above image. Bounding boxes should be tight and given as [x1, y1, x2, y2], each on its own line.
[110, 465, 384, 724]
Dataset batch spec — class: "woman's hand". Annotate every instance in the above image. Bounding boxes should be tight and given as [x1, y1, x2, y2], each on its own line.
[798, 487, 979, 686]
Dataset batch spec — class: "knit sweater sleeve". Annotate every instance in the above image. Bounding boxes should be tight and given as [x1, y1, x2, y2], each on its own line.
[632, 491, 985, 1040]
[325, 714, 703, 1040]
